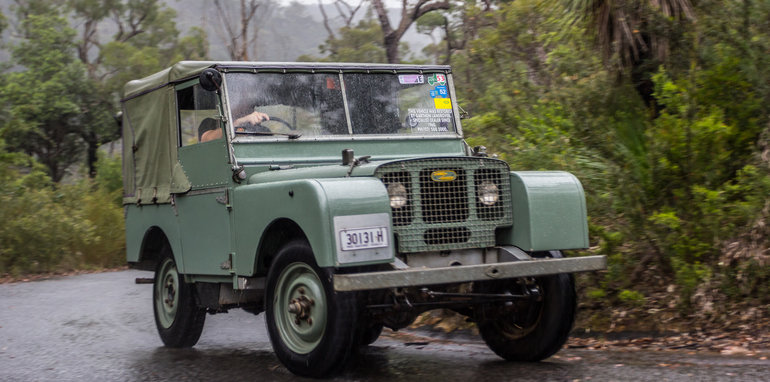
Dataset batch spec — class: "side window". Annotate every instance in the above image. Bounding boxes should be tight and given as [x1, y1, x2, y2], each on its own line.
[177, 84, 220, 146]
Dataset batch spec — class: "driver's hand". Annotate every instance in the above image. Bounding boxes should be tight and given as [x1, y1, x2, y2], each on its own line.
[234, 111, 269, 126]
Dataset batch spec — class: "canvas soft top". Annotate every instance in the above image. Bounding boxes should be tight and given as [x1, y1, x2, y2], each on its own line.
[122, 61, 215, 99]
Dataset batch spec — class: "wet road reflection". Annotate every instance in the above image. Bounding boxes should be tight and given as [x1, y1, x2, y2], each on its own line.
[1, 270, 768, 381]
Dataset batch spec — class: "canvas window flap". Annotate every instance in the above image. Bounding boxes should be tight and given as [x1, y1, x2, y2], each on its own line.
[122, 86, 190, 205]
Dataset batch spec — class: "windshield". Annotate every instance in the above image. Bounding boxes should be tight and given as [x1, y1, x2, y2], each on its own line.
[224, 72, 457, 138]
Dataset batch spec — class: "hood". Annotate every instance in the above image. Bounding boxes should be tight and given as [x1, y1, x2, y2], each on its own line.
[247, 160, 386, 184]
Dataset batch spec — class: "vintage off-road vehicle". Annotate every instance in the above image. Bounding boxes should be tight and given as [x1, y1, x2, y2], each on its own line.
[121, 61, 606, 377]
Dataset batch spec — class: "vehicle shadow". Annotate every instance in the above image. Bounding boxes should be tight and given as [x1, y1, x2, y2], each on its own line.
[128, 346, 300, 381]
[128, 342, 584, 381]
[340, 343, 583, 381]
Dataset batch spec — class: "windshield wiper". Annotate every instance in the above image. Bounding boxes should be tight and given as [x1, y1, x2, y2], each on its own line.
[236, 131, 302, 139]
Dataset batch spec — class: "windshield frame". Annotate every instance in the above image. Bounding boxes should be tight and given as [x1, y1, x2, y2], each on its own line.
[219, 67, 464, 143]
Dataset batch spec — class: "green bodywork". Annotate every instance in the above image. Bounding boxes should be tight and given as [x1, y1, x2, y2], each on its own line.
[122, 61, 592, 286]
[498, 171, 590, 251]
[232, 177, 391, 271]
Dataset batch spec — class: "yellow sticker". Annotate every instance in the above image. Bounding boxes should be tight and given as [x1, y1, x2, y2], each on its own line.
[434, 98, 452, 109]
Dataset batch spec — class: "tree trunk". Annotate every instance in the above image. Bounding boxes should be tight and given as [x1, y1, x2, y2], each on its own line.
[384, 35, 401, 64]
[372, 0, 450, 64]
[85, 132, 99, 178]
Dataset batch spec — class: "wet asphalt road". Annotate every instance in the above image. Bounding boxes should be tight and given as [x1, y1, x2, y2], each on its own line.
[1, 270, 769, 381]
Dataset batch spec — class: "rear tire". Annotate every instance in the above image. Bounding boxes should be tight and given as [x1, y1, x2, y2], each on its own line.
[477, 251, 576, 361]
[265, 240, 357, 377]
[153, 251, 206, 348]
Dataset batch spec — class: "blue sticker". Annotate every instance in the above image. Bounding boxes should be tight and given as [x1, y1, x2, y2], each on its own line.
[435, 85, 448, 98]
[429, 90, 438, 98]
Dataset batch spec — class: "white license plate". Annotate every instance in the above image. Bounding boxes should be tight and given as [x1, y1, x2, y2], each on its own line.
[339, 227, 389, 251]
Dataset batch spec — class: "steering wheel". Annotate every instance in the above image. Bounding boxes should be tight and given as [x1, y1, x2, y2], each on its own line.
[239, 116, 296, 133]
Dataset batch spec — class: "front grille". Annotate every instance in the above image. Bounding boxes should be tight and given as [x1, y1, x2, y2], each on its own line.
[379, 171, 412, 226]
[420, 168, 468, 223]
[475, 168, 506, 221]
[375, 157, 512, 253]
[424, 227, 471, 245]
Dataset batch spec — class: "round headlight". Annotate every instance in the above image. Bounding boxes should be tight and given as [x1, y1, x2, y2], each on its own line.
[387, 182, 408, 209]
[478, 181, 499, 206]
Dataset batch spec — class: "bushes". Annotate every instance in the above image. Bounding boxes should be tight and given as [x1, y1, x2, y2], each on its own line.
[458, 0, 770, 317]
[0, 153, 125, 276]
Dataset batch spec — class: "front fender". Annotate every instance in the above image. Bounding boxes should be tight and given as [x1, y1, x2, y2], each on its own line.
[232, 177, 393, 274]
[496, 171, 589, 251]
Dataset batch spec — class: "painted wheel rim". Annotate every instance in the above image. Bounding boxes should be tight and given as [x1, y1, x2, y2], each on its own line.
[273, 262, 327, 354]
[155, 258, 179, 329]
[496, 282, 544, 340]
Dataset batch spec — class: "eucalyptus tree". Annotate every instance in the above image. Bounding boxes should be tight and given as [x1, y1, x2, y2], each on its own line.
[317, 0, 363, 43]
[0, 11, 110, 182]
[320, 18, 389, 62]
[212, 0, 273, 61]
[415, 0, 501, 65]
[371, 0, 450, 63]
[66, 0, 208, 176]
[1, 0, 208, 178]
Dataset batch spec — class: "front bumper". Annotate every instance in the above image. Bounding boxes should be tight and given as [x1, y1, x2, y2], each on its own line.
[333, 255, 606, 292]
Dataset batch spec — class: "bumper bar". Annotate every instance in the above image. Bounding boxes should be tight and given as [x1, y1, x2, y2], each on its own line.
[333, 255, 606, 292]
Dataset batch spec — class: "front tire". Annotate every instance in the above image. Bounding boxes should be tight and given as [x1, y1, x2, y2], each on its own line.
[355, 321, 384, 346]
[265, 241, 357, 377]
[476, 251, 576, 361]
[153, 253, 206, 348]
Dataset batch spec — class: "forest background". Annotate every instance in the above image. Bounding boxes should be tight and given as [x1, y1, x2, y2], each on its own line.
[0, 0, 768, 333]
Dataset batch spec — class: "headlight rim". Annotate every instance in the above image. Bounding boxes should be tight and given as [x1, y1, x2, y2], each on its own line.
[478, 181, 500, 206]
[387, 182, 408, 209]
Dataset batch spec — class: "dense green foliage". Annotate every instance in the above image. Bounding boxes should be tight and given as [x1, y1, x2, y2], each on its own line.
[0, 0, 204, 276]
[0, 143, 124, 275]
[0, 0, 208, 180]
[446, 0, 770, 315]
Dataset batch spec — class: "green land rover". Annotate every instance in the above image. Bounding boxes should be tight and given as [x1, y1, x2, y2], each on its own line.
[121, 61, 606, 377]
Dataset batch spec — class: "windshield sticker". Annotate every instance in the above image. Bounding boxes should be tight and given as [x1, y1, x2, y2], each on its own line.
[398, 74, 425, 84]
[429, 86, 448, 99]
[434, 98, 452, 109]
[427, 73, 447, 86]
[326, 77, 340, 90]
[407, 108, 452, 132]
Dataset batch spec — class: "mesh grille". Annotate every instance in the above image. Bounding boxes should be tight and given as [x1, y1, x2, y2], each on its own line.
[475, 168, 506, 221]
[375, 157, 512, 253]
[379, 171, 413, 226]
[420, 168, 468, 223]
[424, 227, 471, 245]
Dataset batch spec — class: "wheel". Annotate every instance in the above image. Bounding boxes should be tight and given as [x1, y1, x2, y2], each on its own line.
[265, 240, 357, 377]
[476, 251, 576, 361]
[355, 321, 384, 346]
[153, 251, 206, 348]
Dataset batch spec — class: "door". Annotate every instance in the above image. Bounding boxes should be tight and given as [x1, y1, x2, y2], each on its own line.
[174, 81, 235, 276]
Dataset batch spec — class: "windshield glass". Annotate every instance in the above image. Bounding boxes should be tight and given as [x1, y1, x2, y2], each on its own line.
[225, 72, 457, 138]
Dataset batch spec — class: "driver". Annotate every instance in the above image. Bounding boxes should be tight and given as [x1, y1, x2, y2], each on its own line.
[234, 110, 270, 127]
[199, 110, 270, 142]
